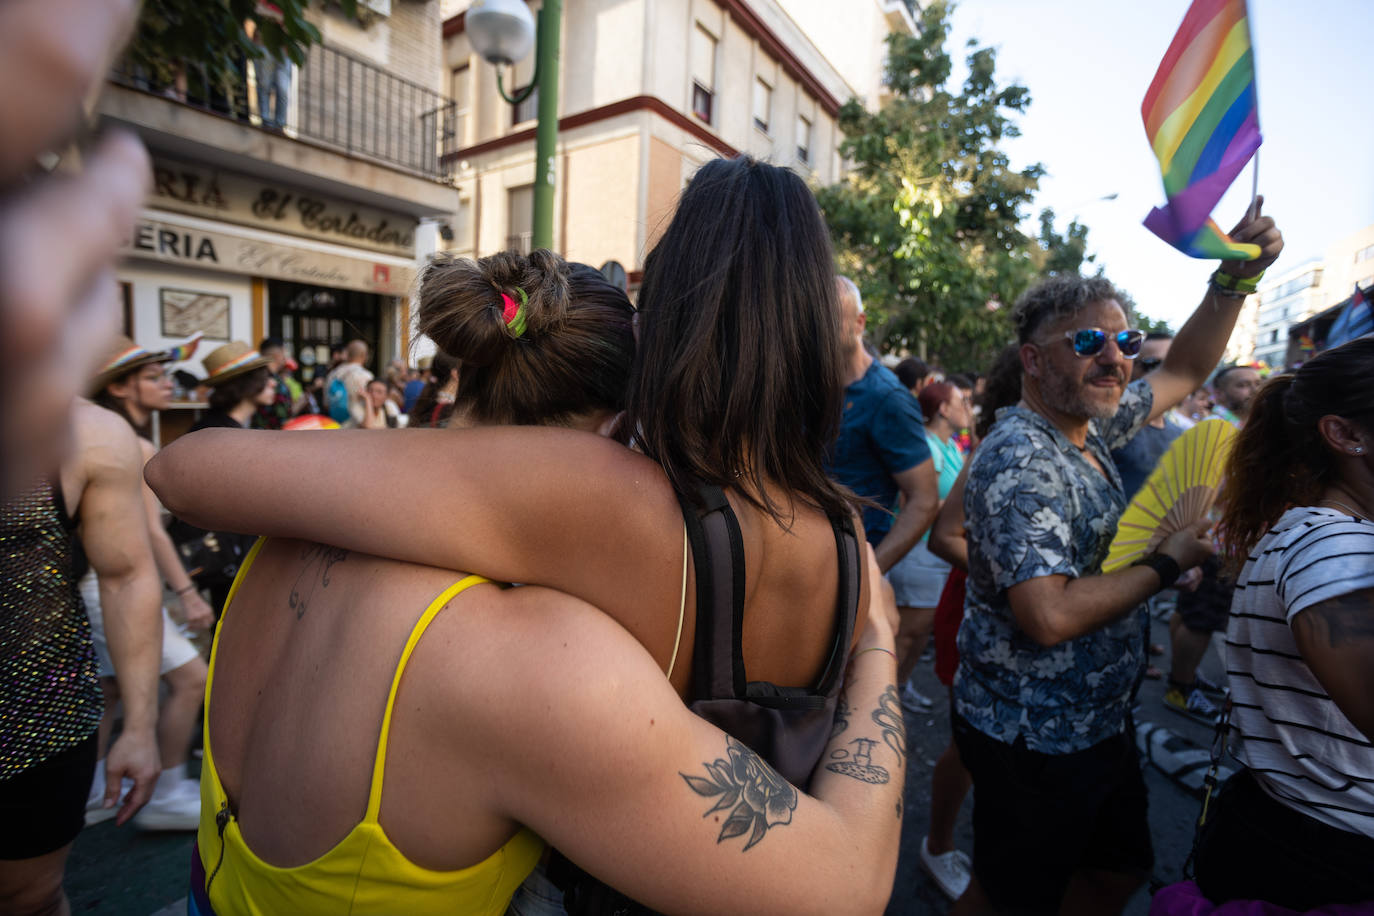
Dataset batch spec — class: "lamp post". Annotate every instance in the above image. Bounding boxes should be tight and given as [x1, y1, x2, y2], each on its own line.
[467, 0, 561, 252]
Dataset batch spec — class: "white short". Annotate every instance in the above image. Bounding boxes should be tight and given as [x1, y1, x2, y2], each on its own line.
[887, 540, 952, 609]
[79, 570, 201, 679]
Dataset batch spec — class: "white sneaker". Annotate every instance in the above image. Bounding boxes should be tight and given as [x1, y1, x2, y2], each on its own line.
[920, 836, 971, 901]
[901, 681, 933, 712]
[133, 778, 201, 831]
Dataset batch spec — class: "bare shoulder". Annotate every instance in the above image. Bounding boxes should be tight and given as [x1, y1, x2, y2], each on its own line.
[417, 583, 668, 738]
[71, 399, 141, 476]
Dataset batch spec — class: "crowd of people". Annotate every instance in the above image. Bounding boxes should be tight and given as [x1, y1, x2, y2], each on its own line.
[1, 5, 1372, 915]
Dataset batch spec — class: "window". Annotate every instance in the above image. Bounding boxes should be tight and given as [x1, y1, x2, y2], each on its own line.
[1357, 244, 1374, 264]
[512, 85, 539, 125]
[690, 25, 716, 124]
[752, 78, 771, 134]
[450, 65, 470, 146]
[796, 114, 812, 164]
[507, 185, 534, 254]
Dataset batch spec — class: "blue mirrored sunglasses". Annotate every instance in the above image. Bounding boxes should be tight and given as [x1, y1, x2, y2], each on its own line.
[1063, 328, 1146, 359]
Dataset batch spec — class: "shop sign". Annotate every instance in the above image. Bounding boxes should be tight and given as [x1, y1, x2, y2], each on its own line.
[124, 216, 414, 296]
[150, 158, 418, 258]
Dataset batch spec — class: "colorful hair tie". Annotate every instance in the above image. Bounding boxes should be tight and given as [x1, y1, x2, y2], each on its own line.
[500, 288, 528, 338]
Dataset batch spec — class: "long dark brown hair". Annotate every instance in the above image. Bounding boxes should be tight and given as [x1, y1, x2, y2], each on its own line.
[1217, 338, 1374, 571]
[623, 156, 852, 524]
[417, 250, 635, 427]
[975, 344, 1022, 440]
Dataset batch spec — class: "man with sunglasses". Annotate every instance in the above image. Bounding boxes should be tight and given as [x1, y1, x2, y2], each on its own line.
[949, 207, 1283, 916]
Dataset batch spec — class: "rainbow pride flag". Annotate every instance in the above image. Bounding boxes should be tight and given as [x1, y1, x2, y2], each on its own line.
[1142, 0, 1262, 259]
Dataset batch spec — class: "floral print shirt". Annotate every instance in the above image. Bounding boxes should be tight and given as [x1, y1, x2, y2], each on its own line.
[954, 378, 1153, 753]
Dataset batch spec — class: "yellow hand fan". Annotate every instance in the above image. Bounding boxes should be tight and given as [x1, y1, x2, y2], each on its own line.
[1102, 418, 1237, 573]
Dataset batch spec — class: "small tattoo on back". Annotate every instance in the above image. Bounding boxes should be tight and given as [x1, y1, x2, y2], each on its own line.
[289, 544, 349, 619]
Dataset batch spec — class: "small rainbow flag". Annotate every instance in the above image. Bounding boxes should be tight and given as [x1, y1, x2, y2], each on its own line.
[1142, 0, 1262, 260]
[164, 332, 204, 364]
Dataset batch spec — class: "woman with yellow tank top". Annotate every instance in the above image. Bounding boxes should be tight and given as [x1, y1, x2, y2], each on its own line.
[175, 250, 904, 915]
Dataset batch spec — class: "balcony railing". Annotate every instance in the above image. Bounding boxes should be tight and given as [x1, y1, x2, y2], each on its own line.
[111, 43, 456, 183]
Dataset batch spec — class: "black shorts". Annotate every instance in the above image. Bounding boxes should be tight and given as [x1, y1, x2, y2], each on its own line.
[1176, 557, 1233, 634]
[1195, 768, 1374, 909]
[0, 732, 98, 860]
[952, 715, 1153, 913]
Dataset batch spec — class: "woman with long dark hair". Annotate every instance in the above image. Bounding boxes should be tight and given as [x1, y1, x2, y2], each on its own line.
[1183, 338, 1374, 909]
[152, 155, 897, 910]
[152, 158, 869, 752]
[152, 242, 902, 914]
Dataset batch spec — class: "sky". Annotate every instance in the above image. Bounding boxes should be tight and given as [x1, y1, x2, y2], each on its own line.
[943, 0, 1374, 329]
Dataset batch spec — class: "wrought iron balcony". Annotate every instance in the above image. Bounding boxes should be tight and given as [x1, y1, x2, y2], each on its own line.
[111, 43, 456, 183]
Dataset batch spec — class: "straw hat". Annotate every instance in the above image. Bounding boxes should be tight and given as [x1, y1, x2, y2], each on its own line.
[201, 341, 272, 386]
[89, 336, 172, 396]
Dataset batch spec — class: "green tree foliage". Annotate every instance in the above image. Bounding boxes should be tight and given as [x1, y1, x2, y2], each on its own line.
[817, 1, 1093, 371]
[124, 0, 357, 110]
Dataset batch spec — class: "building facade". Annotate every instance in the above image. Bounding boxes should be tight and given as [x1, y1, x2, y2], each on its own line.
[1223, 222, 1374, 369]
[439, 0, 916, 281]
[1250, 259, 1324, 369]
[101, 0, 458, 400]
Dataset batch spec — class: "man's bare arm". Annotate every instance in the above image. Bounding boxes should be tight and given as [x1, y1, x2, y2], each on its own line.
[136, 440, 213, 630]
[1007, 521, 1214, 647]
[1291, 587, 1374, 742]
[873, 460, 938, 573]
[75, 403, 162, 822]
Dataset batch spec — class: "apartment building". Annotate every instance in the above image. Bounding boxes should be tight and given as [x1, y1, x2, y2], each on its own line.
[439, 0, 917, 282]
[99, 0, 457, 414]
[1224, 222, 1374, 368]
[1250, 259, 1324, 369]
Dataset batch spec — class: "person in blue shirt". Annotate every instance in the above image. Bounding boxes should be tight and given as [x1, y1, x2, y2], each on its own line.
[825, 277, 939, 696]
[952, 203, 1281, 915]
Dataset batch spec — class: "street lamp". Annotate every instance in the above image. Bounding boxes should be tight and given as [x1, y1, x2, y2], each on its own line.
[467, 0, 561, 252]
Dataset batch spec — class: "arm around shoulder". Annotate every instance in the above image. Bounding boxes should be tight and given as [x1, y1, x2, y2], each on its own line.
[464, 585, 903, 915]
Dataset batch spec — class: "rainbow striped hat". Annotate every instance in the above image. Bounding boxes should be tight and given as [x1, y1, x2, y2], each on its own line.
[201, 341, 272, 386]
[90, 336, 171, 395]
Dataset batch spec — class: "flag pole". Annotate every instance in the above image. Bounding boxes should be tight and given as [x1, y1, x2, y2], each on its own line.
[1244, 0, 1260, 220]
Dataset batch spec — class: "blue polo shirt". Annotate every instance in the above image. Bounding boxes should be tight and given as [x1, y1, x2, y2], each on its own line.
[826, 360, 931, 546]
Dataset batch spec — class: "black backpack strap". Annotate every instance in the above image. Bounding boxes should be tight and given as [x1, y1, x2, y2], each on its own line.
[812, 512, 862, 697]
[676, 481, 746, 700]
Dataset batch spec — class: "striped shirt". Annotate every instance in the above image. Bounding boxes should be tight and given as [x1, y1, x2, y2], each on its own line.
[1227, 506, 1374, 838]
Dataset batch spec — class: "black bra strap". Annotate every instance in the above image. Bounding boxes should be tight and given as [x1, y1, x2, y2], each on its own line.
[677, 483, 746, 699]
[679, 484, 863, 703]
[813, 513, 861, 696]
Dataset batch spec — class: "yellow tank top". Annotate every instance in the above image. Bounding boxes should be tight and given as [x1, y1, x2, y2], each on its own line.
[192, 538, 544, 916]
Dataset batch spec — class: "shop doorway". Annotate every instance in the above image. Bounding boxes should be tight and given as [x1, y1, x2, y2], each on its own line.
[268, 281, 382, 388]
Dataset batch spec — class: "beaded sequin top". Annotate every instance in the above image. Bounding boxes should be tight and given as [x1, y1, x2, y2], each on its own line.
[0, 478, 100, 779]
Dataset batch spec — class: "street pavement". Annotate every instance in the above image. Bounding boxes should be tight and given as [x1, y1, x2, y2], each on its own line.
[66, 609, 1225, 915]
